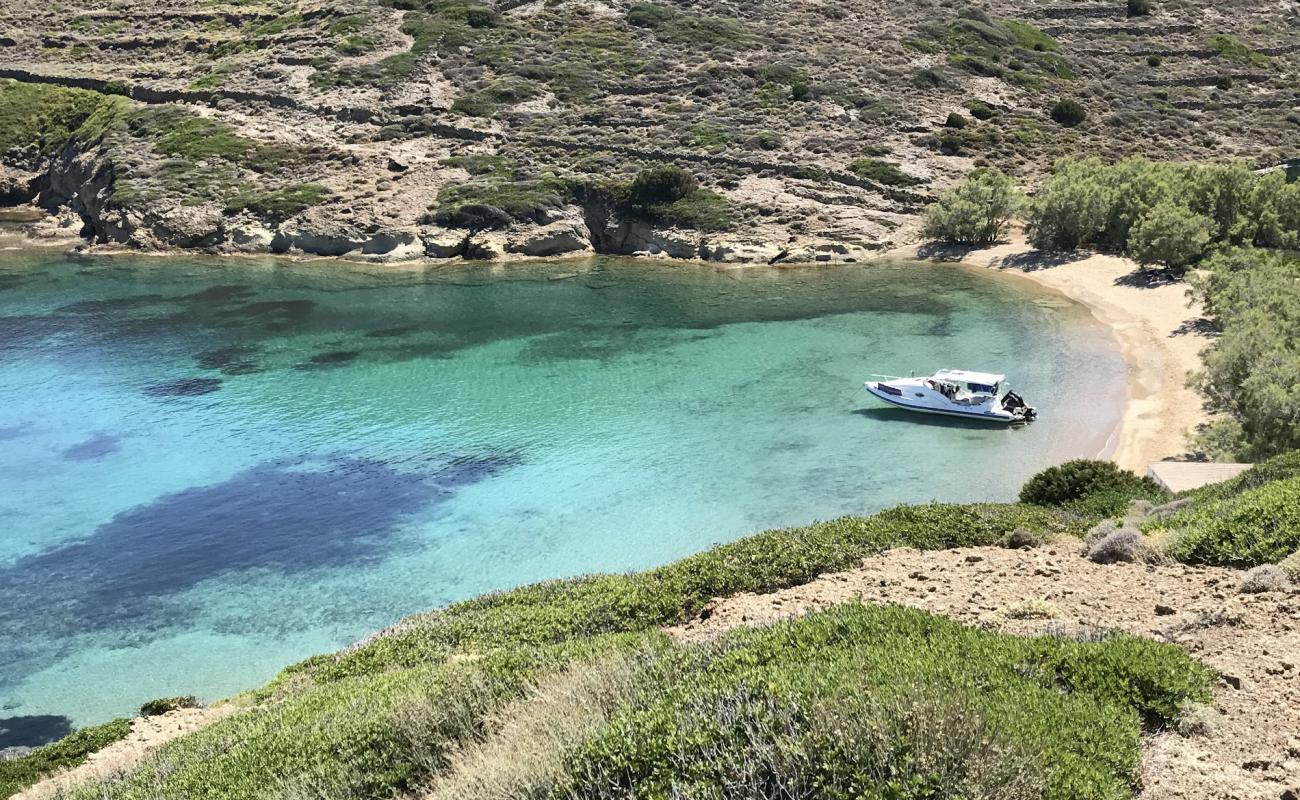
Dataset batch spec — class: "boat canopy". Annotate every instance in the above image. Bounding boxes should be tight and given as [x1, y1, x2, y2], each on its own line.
[931, 369, 1006, 392]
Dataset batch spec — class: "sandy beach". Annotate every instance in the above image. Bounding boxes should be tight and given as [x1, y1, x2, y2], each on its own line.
[892, 235, 1213, 471]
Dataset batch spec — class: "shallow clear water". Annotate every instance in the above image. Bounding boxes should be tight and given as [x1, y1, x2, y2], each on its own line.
[0, 252, 1124, 743]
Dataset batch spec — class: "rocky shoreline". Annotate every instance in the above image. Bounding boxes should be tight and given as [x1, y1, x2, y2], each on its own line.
[2, 185, 895, 269]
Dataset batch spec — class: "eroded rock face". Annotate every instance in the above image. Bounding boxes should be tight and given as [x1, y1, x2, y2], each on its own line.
[505, 211, 591, 257]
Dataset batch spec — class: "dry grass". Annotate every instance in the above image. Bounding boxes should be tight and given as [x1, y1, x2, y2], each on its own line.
[417, 651, 647, 800]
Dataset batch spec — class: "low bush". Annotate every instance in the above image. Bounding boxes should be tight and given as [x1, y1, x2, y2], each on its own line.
[1019, 459, 1169, 515]
[1159, 476, 1300, 566]
[944, 111, 968, 129]
[847, 157, 920, 187]
[0, 718, 131, 797]
[225, 184, 330, 222]
[967, 100, 996, 120]
[1087, 527, 1160, 564]
[1127, 0, 1152, 17]
[69, 636, 644, 800]
[651, 189, 734, 232]
[1279, 550, 1300, 580]
[139, 696, 201, 717]
[624, 3, 755, 49]
[1238, 564, 1291, 593]
[1049, 98, 1087, 126]
[440, 153, 514, 177]
[626, 165, 697, 206]
[427, 178, 567, 229]
[622, 166, 735, 232]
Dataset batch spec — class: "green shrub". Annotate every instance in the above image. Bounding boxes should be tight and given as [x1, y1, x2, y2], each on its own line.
[428, 178, 567, 228]
[139, 696, 201, 717]
[967, 100, 995, 120]
[944, 111, 968, 129]
[225, 184, 330, 222]
[1147, 54, 1163, 67]
[652, 189, 734, 232]
[847, 157, 920, 187]
[624, 3, 755, 48]
[65, 638, 640, 800]
[745, 130, 782, 150]
[0, 718, 131, 797]
[1208, 34, 1269, 66]
[1127, 0, 1152, 16]
[440, 153, 514, 177]
[627, 164, 698, 205]
[921, 167, 1022, 245]
[1049, 98, 1087, 126]
[1160, 475, 1300, 567]
[0, 80, 110, 156]
[560, 604, 1211, 800]
[1188, 450, 1300, 503]
[1019, 459, 1169, 515]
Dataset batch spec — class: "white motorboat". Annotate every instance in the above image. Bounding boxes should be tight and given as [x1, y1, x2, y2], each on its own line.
[863, 369, 1037, 424]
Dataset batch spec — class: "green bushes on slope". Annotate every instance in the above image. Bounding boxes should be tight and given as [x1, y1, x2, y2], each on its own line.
[1156, 475, 1300, 567]
[0, 718, 131, 797]
[60, 636, 647, 800]
[61, 604, 1213, 800]
[0, 80, 120, 156]
[1186, 450, 1300, 503]
[1019, 459, 1170, 517]
[562, 605, 1212, 800]
[290, 502, 1087, 685]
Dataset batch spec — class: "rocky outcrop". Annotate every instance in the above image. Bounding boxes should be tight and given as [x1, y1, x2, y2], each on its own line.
[505, 217, 592, 257]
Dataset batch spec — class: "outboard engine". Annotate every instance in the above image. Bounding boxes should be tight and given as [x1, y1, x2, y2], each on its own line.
[1002, 391, 1037, 422]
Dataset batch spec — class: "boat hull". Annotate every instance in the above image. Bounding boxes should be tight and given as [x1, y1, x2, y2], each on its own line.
[863, 382, 1020, 424]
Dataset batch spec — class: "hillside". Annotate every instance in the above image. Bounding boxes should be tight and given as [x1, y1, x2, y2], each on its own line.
[1, 0, 1298, 261]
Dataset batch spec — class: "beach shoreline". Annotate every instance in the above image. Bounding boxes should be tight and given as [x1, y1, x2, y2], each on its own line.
[890, 236, 1212, 471]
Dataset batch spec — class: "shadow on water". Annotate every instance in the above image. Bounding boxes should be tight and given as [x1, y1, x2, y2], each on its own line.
[852, 406, 1015, 431]
[0, 452, 522, 698]
[0, 715, 73, 749]
[61, 434, 122, 462]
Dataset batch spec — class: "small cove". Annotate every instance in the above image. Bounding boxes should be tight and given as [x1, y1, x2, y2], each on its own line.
[0, 252, 1125, 740]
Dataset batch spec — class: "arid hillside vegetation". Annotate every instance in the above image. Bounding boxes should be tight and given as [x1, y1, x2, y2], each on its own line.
[1, 0, 1297, 260]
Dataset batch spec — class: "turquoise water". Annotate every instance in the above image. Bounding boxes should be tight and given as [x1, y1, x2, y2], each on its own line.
[0, 252, 1124, 744]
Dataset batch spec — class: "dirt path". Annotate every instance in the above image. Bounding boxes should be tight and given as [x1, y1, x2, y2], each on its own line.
[14, 706, 236, 800]
[893, 236, 1213, 471]
[669, 545, 1300, 800]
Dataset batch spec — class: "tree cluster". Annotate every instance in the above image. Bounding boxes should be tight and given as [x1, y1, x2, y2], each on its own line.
[1190, 247, 1300, 459]
[1026, 157, 1300, 271]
